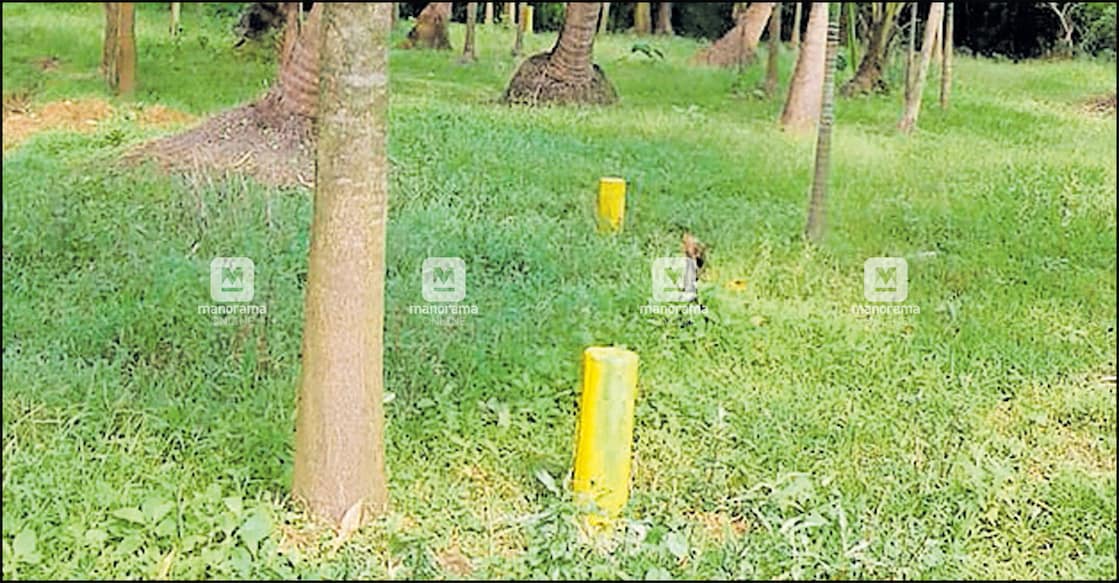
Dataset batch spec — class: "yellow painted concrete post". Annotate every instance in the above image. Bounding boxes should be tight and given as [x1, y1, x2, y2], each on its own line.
[596, 177, 626, 233]
[573, 347, 639, 524]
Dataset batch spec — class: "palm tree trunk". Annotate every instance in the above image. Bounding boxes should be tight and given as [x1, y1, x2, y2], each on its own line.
[170, 2, 180, 36]
[904, 1, 917, 104]
[103, 3, 136, 95]
[805, 3, 839, 242]
[791, 1, 802, 48]
[461, 2, 478, 62]
[634, 2, 652, 35]
[780, 2, 828, 132]
[484, 2, 494, 25]
[764, 4, 782, 97]
[503, 2, 617, 105]
[898, 2, 943, 133]
[504, 1, 515, 27]
[599, 2, 611, 35]
[693, 2, 775, 67]
[655, 2, 673, 35]
[402, 2, 451, 49]
[293, 2, 391, 526]
[939, 2, 953, 109]
[512, 3, 525, 55]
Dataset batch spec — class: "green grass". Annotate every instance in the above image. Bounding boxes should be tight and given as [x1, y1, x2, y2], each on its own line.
[3, 2, 1116, 579]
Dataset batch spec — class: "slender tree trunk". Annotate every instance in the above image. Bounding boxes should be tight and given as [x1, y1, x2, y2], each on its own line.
[503, 2, 617, 105]
[462, 2, 478, 62]
[805, 3, 839, 242]
[693, 2, 775, 67]
[504, 1, 515, 27]
[898, 2, 943, 133]
[655, 2, 673, 35]
[599, 2, 611, 35]
[484, 2, 494, 24]
[791, 2, 802, 48]
[840, 2, 900, 96]
[293, 2, 392, 527]
[940, 2, 953, 109]
[930, 6, 943, 65]
[512, 3, 525, 55]
[402, 2, 451, 49]
[780, 2, 828, 132]
[764, 4, 782, 96]
[634, 2, 652, 35]
[904, 1, 917, 104]
[170, 2, 181, 37]
[103, 3, 136, 95]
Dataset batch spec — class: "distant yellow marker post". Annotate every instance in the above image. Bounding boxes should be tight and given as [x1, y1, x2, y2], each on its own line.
[573, 347, 639, 526]
[596, 177, 627, 233]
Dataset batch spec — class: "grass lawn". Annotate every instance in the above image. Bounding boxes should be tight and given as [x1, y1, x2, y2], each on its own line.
[2, 2, 1116, 579]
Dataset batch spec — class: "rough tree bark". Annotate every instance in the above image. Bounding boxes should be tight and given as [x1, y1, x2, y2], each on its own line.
[401, 2, 451, 49]
[655, 2, 673, 35]
[503, 2, 617, 105]
[599, 2, 611, 35]
[940, 2, 953, 108]
[805, 3, 839, 242]
[634, 2, 652, 35]
[103, 3, 136, 95]
[692, 2, 775, 67]
[780, 2, 828, 132]
[764, 4, 782, 96]
[461, 2, 478, 62]
[293, 2, 392, 527]
[898, 2, 943, 133]
[840, 2, 901, 97]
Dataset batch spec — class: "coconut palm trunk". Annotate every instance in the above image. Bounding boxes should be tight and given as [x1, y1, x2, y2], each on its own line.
[655, 2, 673, 35]
[904, 1, 917, 103]
[898, 2, 944, 133]
[402, 2, 451, 49]
[764, 4, 782, 96]
[840, 2, 902, 96]
[484, 2, 494, 24]
[103, 3, 136, 95]
[939, 2, 953, 109]
[791, 1, 802, 48]
[293, 2, 392, 527]
[780, 2, 828, 132]
[503, 2, 617, 105]
[693, 2, 775, 67]
[599, 2, 611, 35]
[512, 3, 525, 55]
[805, 3, 839, 242]
[634, 3, 652, 35]
[461, 2, 478, 62]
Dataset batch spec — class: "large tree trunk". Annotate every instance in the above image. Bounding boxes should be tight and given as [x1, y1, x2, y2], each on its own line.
[898, 2, 944, 133]
[461, 2, 478, 62]
[692, 2, 775, 67]
[939, 2, 953, 109]
[599, 2, 611, 35]
[503, 2, 617, 105]
[401, 2, 451, 49]
[780, 2, 828, 132]
[293, 2, 392, 527]
[655, 2, 673, 35]
[840, 2, 900, 97]
[634, 2, 652, 35]
[805, 3, 839, 242]
[103, 3, 136, 95]
[764, 4, 782, 96]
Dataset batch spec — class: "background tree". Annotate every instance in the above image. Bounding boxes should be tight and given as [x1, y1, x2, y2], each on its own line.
[840, 2, 903, 96]
[656, 2, 673, 35]
[599, 2, 611, 35]
[462, 2, 478, 62]
[102, 3, 136, 95]
[791, 2, 802, 48]
[504, 1, 515, 27]
[764, 3, 782, 96]
[904, 2, 917, 104]
[940, 2, 954, 108]
[512, 3, 525, 55]
[899, 2, 944, 133]
[293, 2, 392, 526]
[780, 2, 828, 132]
[401, 2, 451, 49]
[805, 3, 839, 242]
[170, 2, 180, 37]
[693, 2, 775, 67]
[504, 2, 617, 105]
[634, 2, 652, 35]
[484, 1, 494, 25]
